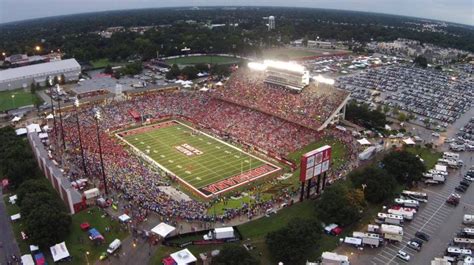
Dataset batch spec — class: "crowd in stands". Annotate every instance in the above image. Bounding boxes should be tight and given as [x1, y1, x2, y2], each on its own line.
[51, 85, 356, 223]
[213, 68, 350, 130]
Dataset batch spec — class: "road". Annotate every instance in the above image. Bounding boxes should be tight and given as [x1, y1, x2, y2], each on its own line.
[0, 188, 21, 265]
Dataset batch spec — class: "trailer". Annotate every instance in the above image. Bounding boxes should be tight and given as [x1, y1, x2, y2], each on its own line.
[388, 209, 414, 221]
[453, 237, 474, 244]
[394, 198, 419, 209]
[352, 232, 381, 247]
[203, 227, 235, 240]
[377, 213, 404, 225]
[381, 224, 403, 242]
[464, 215, 474, 225]
[368, 224, 380, 233]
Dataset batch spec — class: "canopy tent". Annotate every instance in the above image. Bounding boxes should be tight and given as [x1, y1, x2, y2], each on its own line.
[403, 138, 416, 145]
[26, 123, 41, 133]
[9, 195, 17, 204]
[385, 124, 392, 131]
[34, 252, 46, 265]
[21, 254, 35, 265]
[50, 242, 70, 262]
[169, 248, 197, 265]
[46, 113, 54, 119]
[118, 214, 131, 223]
[29, 245, 39, 252]
[215, 81, 223, 86]
[357, 138, 371, 145]
[199, 87, 209, 92]
[11, 116, 21, 122]
[15, 128, 27, 136]
[10, 213, 21, 221]
[151, 222, 176, 238]
[88, 228, 105, 241]
[183, 84, 192, 88]
[38, 133, 48, 139]
[80, 222, 90, 231]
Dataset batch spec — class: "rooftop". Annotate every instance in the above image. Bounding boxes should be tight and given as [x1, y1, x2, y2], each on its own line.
[0, 59, 81, 83]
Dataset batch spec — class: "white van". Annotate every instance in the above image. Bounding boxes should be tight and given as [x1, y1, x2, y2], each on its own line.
[107, 239, 121, 254]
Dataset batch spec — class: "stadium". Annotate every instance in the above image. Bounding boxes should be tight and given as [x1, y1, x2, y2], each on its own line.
[53, 60, 353, 221]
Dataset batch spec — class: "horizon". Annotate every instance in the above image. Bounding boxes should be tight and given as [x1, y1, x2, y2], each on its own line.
[0, 1, 473, 26]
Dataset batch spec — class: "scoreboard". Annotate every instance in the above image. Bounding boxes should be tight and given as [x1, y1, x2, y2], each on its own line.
[300, 145, 332, 182]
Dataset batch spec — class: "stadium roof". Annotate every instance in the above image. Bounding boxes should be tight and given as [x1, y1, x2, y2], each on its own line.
[0, 59, 81, 83]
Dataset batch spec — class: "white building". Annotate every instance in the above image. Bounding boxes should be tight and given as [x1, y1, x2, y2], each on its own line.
[268, 16, 275, 30]
[0, 58, 81, 91]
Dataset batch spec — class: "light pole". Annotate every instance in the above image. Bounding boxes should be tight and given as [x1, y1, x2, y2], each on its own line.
[94, 109, 109, 196]
[85, 251, 90, 265]
[74, 98, 88, 178]
[56, 85, 66, 150]
[48, 85, 59, 147]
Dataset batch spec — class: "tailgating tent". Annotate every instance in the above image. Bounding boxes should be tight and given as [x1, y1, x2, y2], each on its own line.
[10, 213, 21, 221]
[88, 228, 105, 241]
[46, 114, 54, 119]
[21, 254, 35, 265]
[83, 188, 100, 199]
[50, 242, 70, 262]
[384, 124, 392, 131]
[15, 128, 27, 136]
[11, 116, 21, 122]
[38, 133, 48, 139]
[403, 138, 415, 145]
[169, 248, 197, 265]
[9, 195, 17, 204]
[215, 81, 223, 86]
[357, 138, 371, 145]
[26, 123, 41, 133]
[30, 245, 39, 252]
[151, 222, 176, 238]
[118, 214, 131, 223]
[34, 252, 46, 265]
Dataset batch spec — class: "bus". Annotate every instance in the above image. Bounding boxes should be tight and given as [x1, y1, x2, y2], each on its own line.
[402, 190, 428, 202]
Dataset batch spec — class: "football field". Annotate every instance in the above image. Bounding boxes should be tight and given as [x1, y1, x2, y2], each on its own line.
[118, 121, 280, 197]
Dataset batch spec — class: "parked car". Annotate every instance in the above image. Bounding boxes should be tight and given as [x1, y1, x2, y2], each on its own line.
[460, 180, 470, 187]
[446, 193, 461, 206]
[455, 185, 467, 193]
[407, 240, 422, 251]
[415, 231, 430, 241]
[464, 175, 474, 182]
[397, 250, 411, 261]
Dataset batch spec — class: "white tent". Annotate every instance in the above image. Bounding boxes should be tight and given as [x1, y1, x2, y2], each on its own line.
[151, 222, 176, 238]
[15, 128, 27, 136]
[30, 245, 39, 252]
[46, 114, 54, 119]
[118, 214, 131, 223]
[403, 138, 415, 145]
[83, 188, 100, 199]
[9, 195, 17, 204]
[10, 213, 21, 221]
[170, 248, 197, 265]
[38, 133, 49, 139]
[385, 124, 392, 131]
[183, 84, 192, 88]
[199, 87, 209, 92]
[26, 123, 41, 133]
[357, 138, 371, 145]
[11, 116, 21, 122]
[21, 254, 35, 265]
[215, 81, 223, 86]
[50, 242, 70, 262]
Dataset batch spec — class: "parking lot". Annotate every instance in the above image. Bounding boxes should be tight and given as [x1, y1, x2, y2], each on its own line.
[350, 150, 474, 265]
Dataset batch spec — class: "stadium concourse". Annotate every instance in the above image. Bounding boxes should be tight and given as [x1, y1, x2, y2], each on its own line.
[49, 66, 357, 225]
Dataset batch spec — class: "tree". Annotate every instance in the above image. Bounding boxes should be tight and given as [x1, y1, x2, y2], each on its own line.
[350, 166, 397, 203]
[382, 150, 426, 186]
[211, 245, 259, 265]
[423, 118, 431, 128]
[398, 112, 407, 122]
[17, 179, 54, 206]
[266, 218, 322, 264]
[30, 83, 36, 94]
[345, 102, 387, 130]
[24, 203, 71, 247]
[103, 65, 113, 75]
[383, 105, 391, 114]
[165, 64, 180, 80]
[414, 55, 428, 68]
[316, 183, 365, 226]
[181, 66, 199, 80]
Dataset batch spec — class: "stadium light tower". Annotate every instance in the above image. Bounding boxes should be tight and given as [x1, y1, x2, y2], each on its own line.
[94, 109, 109, 196]
[74, 98, 88, 178]
[48, 84, 59, 149]
[55, 85, 66, 150]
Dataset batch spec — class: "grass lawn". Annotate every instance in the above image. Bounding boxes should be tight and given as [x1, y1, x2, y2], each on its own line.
[405, 146, 442, 169]
[121, 121, 278, 197]
[165, 55, 242, 65]
[3, 195, 128, 265]
[0, 89, 42, 111]
[89, 58, 124, 69]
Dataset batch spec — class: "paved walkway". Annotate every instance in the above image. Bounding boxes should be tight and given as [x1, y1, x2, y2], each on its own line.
[0, 188, 21, 265]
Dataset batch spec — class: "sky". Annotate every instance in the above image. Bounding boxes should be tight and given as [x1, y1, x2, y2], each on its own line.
[0, 0, 473, 25]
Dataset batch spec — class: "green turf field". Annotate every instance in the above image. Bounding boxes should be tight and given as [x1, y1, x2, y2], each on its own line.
[0, 89, 42, 111]
[165, 55, 242, 65]
[121, 121, 278, 196]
